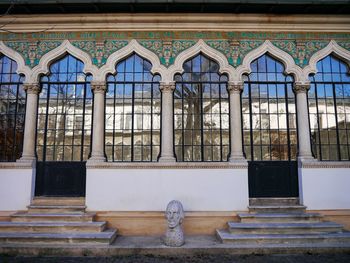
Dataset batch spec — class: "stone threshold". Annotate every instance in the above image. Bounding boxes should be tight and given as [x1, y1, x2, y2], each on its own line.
[1, 235, 350, 256]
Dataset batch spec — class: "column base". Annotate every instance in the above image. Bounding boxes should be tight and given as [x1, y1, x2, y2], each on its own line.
[228, 155, 247, 164]
[17, 156, 36, 163]
[158, 156, 176, 163]
[297, 156, 317, 164]
[87, 156, 107, 163]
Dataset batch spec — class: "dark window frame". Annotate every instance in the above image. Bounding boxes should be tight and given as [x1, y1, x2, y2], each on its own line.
[106, 53, 161, 162]
[174, 54, 230, 162]
[0, 55, 26, 162]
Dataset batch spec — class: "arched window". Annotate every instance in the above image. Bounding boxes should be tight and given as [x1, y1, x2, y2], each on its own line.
[242, 54, 297, 161]
[174, 54, 229, 162]
[309, 55, 350, 161]
[106, 54, 161, 162]
[36, 55, 93, 162]
[0, 56, 25, 161]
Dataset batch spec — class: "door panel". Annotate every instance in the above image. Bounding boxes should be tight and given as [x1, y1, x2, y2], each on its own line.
[35, 162, 86, 197]
[248, 161, 298, 198]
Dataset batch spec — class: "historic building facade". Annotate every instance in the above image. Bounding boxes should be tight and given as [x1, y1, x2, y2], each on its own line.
[0, 2, 350, 235]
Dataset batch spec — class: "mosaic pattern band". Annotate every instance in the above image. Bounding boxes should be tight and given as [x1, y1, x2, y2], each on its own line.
[1, 31, 350, 69]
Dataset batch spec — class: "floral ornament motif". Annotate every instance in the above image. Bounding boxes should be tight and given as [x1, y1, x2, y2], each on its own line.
[5, 40, 62, 68]
[272, 40, 328, 68]
[206, 40, 264, 67]
[338, 41, 350, 52]
[140, 40, 196, 67]
[71, 40, 128, 67]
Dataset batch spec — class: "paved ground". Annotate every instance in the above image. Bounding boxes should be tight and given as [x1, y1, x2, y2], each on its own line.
[1, 254, 350, 263]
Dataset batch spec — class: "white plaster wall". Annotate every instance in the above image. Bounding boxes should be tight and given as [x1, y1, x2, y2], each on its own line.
[300, 168, 350, 210]
[0, 168, 35, 211]
[86, 168, 249, 211]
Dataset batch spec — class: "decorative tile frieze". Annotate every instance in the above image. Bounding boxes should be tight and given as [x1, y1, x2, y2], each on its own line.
[206, 40, 264, 67]
[139, 40, 196, 67]
[5, 40, 62, 68]
[71, 40, 128, 67]
[272, 40, 329, 68]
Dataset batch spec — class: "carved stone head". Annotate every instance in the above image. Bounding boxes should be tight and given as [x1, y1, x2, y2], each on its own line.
[165, 200, 184, 229]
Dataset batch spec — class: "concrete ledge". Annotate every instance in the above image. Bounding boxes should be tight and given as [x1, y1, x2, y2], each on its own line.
[86, 162, 248, 169]
[0, 235, 350, 256]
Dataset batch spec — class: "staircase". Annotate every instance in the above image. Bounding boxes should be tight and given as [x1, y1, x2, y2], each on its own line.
[0, 197, 117, 244]
[216, 198, 350, 247]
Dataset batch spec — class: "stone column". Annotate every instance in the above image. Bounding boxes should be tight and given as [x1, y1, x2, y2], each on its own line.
[88, 81, 107, 162]
[159, 82, 176, 163]
[18, 83, 41, 162]
[227, 82, 246, 162]
[293, 82, 315, 161]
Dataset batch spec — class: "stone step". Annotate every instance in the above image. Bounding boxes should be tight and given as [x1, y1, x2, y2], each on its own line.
[238, 212, 323, 223]
[11, 212, 95, 223]
[27, 205, 86, 214]
[31, 197, 85, 206]
[248, 205, 306, 213]
[227, 222, 343, 235]
[0, 229, 117, 244]
[0, 221, 106, 233]
[216, 229, 350, 244]
[249, 198, 300, 206]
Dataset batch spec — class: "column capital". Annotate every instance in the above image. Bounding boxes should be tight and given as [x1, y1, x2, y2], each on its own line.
[293, 82, 311, 94]
[91, 81, 107, 94]
[23, 83, 41, 95]
[160, 82, 176, 93]
[227, 81, 244, 94]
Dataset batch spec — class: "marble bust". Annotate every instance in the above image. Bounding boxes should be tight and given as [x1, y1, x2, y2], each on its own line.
[162, 200, 185, 247]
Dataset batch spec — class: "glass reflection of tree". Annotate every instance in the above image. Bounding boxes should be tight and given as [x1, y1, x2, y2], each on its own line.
[0, 56, 25, 161]
[37, 55, 92, 162]
[242, 54, 296, 161]
[106, 54, 161, 162]
[174, 54, 229, 162]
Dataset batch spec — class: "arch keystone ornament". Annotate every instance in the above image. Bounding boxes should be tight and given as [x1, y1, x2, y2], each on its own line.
[228, 81, 246, 163]
[167, 39, 236, 83]
[18, 83, 42, 163]
[97, 39, 167, 83]
[302, 40, 350, 80]
[28, 40, 99, 84]
[159, 82, 176, 163]
[237, 40, 304, 85]
[88, 81, 108, 163]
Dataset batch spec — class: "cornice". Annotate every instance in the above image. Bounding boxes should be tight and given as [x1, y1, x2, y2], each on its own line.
[0, 162, 34, 169]
[0, 14, 349, 32]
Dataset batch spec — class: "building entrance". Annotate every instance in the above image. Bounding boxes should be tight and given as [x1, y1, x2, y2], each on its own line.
[242, 54, 299, 198]
[34, 55, 92, 196]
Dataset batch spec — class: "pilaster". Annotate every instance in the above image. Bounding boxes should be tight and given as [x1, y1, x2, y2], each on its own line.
[227, 81, 246, 163]
[158, 82, 176, 163]
[88, 81, 107, 163]
[18, 83, 41, 163]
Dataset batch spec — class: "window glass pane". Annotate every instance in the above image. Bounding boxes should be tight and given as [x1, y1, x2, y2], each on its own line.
[242, 54, 295, 161]
[174, 54, 229, 162]
[37, 55, 92, 162]
[0, 56, 25, 162]
[309, 55, 350, 161]
[106, 54, 160, 162]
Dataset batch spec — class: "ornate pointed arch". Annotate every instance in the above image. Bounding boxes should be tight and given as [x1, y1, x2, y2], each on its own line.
[97, 39, 167, 82]
[236, 40, 305, 84]
[167, 39, 236, 83]
[303, 40, 350, 79]
[28, 40, 98, 83]
[0, 41, 31, 82]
